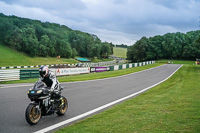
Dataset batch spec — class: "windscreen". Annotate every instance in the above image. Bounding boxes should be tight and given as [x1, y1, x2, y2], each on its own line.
[33, 81, 45, 90]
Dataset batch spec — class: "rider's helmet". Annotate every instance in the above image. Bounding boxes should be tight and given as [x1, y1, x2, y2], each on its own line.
[39, 66, 49, 77]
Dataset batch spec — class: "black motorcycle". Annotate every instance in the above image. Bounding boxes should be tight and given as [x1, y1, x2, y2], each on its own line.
[25, 81, 68, 125]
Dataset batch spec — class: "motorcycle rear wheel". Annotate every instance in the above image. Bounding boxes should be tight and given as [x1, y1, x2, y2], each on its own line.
[57, 96, 68, 116]
[25, 104, 41, 125]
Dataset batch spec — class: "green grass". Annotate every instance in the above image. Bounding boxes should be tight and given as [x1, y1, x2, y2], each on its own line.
[0, 44, 115, 67]
[0, 45, 78, 67]
[55, 63, 200, 133]
[0, 63, 163, 84]
[91, 58, 113, 63]
[157, 59, 195, 65]
[113, 47, 127, 58]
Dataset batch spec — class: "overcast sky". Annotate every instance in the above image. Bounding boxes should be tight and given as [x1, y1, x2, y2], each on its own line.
[0, 0, 200, 45]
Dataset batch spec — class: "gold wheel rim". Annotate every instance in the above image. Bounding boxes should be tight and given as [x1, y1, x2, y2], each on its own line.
[60, 98, 67, 114]
[29, 105, 41, 123]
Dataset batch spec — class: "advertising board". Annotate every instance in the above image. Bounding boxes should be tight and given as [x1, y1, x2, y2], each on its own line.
[90, 67, 110, 72]
[52, 67, 90, 76]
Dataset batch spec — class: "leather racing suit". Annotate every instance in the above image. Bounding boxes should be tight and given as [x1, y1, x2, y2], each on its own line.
[39, 70, 61, 98]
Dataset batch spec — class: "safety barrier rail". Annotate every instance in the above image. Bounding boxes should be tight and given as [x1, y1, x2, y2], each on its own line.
[0, 69, 20, 81]
[0, 61, 116, 69]
[0, 61, 155, 82]
[20, 69, 39, 80]
[110, 61, 155, 71]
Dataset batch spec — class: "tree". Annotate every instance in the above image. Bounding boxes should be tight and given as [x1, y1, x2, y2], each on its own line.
[38, 35, 49, 56]
[72, 48, 78, 58]
[195, 34, 200, 58]
[0, 13, 115, 58]
[20, 27, 39, 56]
[127, 31, 200, 62]
[101, 42, 111, 58]
[92, 44, 101, 58]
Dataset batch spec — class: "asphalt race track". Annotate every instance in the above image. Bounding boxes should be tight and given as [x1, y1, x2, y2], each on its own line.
[0, 64, 182, 133]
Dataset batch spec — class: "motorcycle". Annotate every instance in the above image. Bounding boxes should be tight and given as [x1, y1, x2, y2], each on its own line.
[25, 81, 68, 125]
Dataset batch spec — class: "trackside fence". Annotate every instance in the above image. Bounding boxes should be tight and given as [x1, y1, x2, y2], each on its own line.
[109, 61, 155, 71]
[0, 61, 116, 69]
[0, 69, 20, 81]
[0, 61, 155, 82]
[20, 69, 39, 80]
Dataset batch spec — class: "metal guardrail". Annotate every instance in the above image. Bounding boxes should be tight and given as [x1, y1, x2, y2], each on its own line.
[0, 64, 77, 69]
[109, 61, 155, 71]
[0, 69, 20, 81]
[20, 69, 39, 80]
[0, 61, 155, 82]
[0, 61, 116, 69]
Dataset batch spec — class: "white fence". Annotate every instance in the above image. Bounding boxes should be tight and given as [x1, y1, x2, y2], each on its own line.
[0, 69, 20, 81]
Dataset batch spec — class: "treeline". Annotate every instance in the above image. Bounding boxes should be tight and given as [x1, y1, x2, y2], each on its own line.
[127, 31, 200, 62]
[115, 44, 128, 48]
[0, 13, 113, 58]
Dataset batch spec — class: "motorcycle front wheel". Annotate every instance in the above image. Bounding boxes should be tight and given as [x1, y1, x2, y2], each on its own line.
[57, 96, 68, 116]
[25, 104, 41, 125]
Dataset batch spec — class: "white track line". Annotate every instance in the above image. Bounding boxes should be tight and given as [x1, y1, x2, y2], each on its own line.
[34, 64, 183, 133]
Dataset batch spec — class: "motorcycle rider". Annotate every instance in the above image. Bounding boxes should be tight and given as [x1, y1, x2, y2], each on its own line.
[39, 66, 61, 99]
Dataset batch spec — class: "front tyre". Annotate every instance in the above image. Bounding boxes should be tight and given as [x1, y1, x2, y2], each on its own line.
[57, 96, 68, 116]
[25, 104, 41, 125]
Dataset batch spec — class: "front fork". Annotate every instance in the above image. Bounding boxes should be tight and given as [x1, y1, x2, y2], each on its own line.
[30, 101, 41, 114]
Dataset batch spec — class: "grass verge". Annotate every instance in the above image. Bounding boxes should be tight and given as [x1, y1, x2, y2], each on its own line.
[0, 63, 162, 84]
[157, 59, 195, 65]
[0, 45, 79, 67]
[55, 64, 200, 133]
[91, 58, 113, 63]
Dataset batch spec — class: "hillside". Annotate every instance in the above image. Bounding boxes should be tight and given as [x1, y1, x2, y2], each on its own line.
[0, 45, 78, 67]
[0, 13, 113, 59]
[113, 47, 127, 58]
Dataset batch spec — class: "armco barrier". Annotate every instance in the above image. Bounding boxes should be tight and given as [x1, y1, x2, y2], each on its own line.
[119, 65, 123, 70]
[109, 66, 114, 71]
[126, 64, 129, 69]
[0, 61, 116, 69]
[0, 61, 155, 81]
[109, 61, 155, 71]
[20, 69, 39, 80]
[0, 64, 76, 69]
[0, 69, 20, 81]
[123, 64, 126, 69]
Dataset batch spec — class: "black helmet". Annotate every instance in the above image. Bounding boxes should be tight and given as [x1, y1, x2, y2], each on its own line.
[39, 66, 49, 77]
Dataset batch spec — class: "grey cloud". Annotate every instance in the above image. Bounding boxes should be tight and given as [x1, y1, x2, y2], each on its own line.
[0, 0, 200, 45]
[1, 0, 86, 10]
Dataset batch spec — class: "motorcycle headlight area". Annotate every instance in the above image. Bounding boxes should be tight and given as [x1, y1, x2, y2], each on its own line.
[28, 87, 33, 94]
[37, 90, 42, 94]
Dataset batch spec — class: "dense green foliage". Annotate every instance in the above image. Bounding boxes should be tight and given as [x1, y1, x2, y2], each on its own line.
[127, 31, 200, 62]
[115, 44, 128, 48]
[0, 13, 113, 58]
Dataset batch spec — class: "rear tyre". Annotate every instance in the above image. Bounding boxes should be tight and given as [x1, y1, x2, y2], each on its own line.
[57, 96, 68, 116]
[25, 104, 41, 125]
